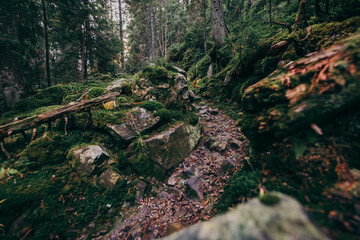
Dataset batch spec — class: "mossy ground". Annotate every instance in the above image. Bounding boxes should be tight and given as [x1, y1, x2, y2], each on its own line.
[0, 129, 136, 239]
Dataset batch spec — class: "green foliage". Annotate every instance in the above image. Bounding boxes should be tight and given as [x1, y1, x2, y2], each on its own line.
[91, 109, 125, 128]
[216, 170, 261, 212]
[139, 101, 165, 111]
[10, 85, 67, 114]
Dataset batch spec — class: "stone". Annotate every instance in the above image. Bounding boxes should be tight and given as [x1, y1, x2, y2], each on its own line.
[221, 159, 236, 172]
[164, 192, 329, 240]
[106, 78, 131, 93]
[133, 67, 196, 110]
[99, 169, 122, 189]
[165, 223, 184, 237]
[187, 175, 204, 200]
[135, 180, 147, 202]
[224, 71, 231, 86]
[128, 123, 201, 172]
[167, 176, 177, 186]
[209, 137, 228, 152]
[158, 191, 172, 200]
[3, 85, 19, 108]
[106, 107, 160, 142]
[70, 145, 111, 175]
[181, 166, 196, 179]
[229, 138, 242, 149]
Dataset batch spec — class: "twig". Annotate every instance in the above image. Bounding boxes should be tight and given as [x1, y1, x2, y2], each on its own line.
[0, 141, 11, 159]
[31, 128, 37, 141]
[272, 20, 292, 33]
[64, 117, 68, 135]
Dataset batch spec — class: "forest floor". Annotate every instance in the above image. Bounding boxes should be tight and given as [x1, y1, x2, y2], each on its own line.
[103, 101, 248, 240]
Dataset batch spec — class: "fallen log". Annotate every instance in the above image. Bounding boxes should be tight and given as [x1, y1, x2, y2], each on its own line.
[0, 92, 120, 140]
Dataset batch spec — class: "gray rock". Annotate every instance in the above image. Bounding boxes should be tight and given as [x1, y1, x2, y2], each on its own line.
[99, 169, 122, 189]
[106, 107, 160, 142]
[106, 78, 131, 93]
[229, 138, 242, 149]
[209, 137, 228, 152]
[128, 123, 201, 172]
[3, 86, 19, 108]
[221, 159, 236, 172]
[164, 192, 329, 240]
[158, 191, 172, 200]
[187, 175, 204, 200]
[135, 181, 147, 202]
[182, 166, 196, 179]
[70, 145, 110, 175]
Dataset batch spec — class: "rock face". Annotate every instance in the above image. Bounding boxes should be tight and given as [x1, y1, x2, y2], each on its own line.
[164, 192, 329, 240]
[128, 123, 201, 175]
[106, 78, 131, 94]
[70, 145, 111, 175]
[106, 107, 160, 142]
[134, 66, 196, 110]
[98, 168, 122, 189]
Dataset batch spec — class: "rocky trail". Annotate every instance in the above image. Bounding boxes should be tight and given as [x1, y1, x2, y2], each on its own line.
[106, 102, 248, 240]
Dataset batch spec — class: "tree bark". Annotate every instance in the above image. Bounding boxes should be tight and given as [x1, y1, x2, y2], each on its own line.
[211, 0, 227, 47]
[269, 0, 272, 25]
[246, 0, 251, 15]
[149, 4, 156, 61]
[203, 0, 207, 53]
[295, 0, 307, 30]
[118, 0, 125, 72]
[81, 22, 87, 82]
[315, 0, 322, 16]
[41, 0, 51, 87]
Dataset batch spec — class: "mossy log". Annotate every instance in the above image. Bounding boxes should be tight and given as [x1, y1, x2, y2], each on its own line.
[0, 92, 120, 140]
[240, 34, 360, 145]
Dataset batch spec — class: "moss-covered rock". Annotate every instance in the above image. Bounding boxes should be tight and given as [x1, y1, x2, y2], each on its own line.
[105, 107, 160, 143]
[127, 123, 201, 179]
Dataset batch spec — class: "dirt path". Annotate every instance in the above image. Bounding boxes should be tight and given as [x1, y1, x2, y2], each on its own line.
[106, 102, 248, 240]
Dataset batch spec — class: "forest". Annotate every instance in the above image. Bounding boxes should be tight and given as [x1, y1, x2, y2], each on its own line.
[0, 0, 359, 239]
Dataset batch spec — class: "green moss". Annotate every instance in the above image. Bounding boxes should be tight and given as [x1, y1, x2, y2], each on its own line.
[132, 152, 165, 180]
[260, 193, 281, 206]
[91, 109, 125, 128]
[141, 66, 174, 84]
[88, 87, 107, 98]
[9, 85, 67, 115]
[139, 101, 165, 111]
[216, 170, 261, 212]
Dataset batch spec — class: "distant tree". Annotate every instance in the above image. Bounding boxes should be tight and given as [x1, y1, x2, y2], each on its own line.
[211, 0, 227, 47]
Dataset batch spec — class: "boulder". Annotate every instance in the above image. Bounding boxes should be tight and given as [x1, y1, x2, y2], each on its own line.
[106, 107, 160, 142]
[134, 66, 196, 110]
[70, 145, 111, 175]
[106, 78, 131, 94]
[99, 168, 122, 189]
[164, 192, 329, 240]
[187, 175, 204, 200]
[128, 123, 201, 175]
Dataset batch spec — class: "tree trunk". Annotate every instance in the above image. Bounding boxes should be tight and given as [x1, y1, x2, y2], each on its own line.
[211, 0, 227, 47]
[295, 0, 307, 30]
[325, 0, 329, 13]
[203, 0, 207, 53]
[315, 0, 322, 16]
[269, 0, 272, 25]
[149, 4, 156, 61]
[42, 0, 51, 87]
[118, 0, 125, 72]
[81, 22, 87, 82]
[246, 0, 251, 15]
